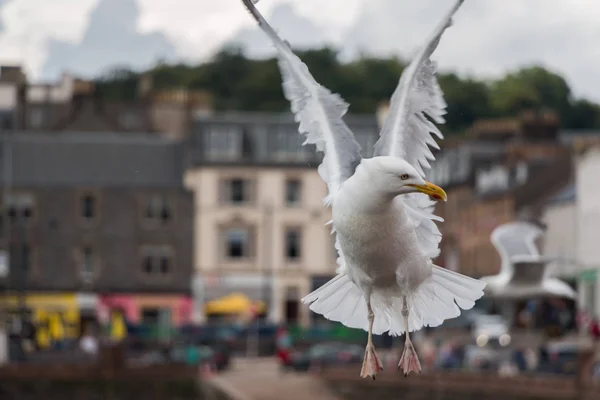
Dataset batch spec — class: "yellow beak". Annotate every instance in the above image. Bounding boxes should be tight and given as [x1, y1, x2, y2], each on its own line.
[408, 181, 448, 202]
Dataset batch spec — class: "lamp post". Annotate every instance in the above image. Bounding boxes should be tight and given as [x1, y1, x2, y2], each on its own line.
[247, 203, 274, 358]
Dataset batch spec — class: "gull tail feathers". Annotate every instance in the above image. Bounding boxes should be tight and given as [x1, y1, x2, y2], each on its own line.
[301, 266, 486, 336]
[301, 274, 369, 331]
[398, 266, 487, 335]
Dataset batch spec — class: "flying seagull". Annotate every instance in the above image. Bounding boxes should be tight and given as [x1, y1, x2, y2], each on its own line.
[241, 0, 486, 379]
[481, 221, 576, 299]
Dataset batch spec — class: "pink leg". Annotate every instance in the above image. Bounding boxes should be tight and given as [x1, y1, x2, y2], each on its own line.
[397, 296, 422, 377]
[398, 339, 422, 377]
[360, 297, 384, 380]
[361, 343, 384, 379]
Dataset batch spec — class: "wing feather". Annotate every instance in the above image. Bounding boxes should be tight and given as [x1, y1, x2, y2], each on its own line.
[374, 0, 466, 261]
[241, 0, 362, 206]
[373, 0, 463, 171]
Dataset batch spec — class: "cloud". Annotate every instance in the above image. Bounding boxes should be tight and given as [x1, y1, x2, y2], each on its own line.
[42, 0, 176, 79]
[341, 0, 600, 101]
[226, 3, 327, 58]
[0, 0, 9, 32]
[0, 0, 600, 102]
[0, 0, 98, 77]
[136, 0, 360, 62]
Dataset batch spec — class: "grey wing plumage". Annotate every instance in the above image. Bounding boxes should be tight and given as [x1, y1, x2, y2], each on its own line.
[491, 221, 544, 274]
[373, 0, 466, 260]
[373, 0, 465, 172]
[241, 0, 362, 206]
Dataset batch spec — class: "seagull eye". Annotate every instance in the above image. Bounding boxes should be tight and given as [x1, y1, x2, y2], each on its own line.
[400, 174, 409, 180]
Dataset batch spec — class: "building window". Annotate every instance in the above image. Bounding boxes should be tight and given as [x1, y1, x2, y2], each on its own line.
[221, 178, 253, 205]
[22, 244, 31, 272]
[119, 112, 140, 130]
[7, 206, 17, 224]
[285, 228, 301, 261]
[0, 116, 12, 130]
[22, 206, 33, 221]
[159, 255, 170, 274]
[4, 193, 35, 226]
[270, 128, 310, 161]
[285, 179, 301, 206]
[224, 228, 252, 259]
[141, 246, 173, 276]
[204, 125, 242, 160]
[81, 247, 95, 282]
[30, 108, 44, 129]
[144, 195, 171, 224]
[143, 255, 153, 274]
[81, 194, 96, 220]
[10, 243, 31, 274]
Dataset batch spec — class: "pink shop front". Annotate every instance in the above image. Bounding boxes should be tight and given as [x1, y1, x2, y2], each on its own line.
[96, 293, 193, 328]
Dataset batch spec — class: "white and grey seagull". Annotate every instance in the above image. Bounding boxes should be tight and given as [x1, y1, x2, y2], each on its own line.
[241, 0, 486, 379]
[481, 220, 577, 300]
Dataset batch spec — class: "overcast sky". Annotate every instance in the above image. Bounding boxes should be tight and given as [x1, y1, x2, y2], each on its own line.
[0, 0, 599, 101]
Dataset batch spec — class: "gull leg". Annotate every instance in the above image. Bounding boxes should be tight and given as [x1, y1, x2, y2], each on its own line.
[398, 296, 422, 377]
[360, 295, 383, 380]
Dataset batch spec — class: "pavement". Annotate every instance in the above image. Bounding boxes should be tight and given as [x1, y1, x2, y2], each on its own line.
[206, 357, 342, 400]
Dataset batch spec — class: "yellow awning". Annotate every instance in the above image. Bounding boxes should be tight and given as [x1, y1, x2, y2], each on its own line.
[205, 293, 265, 315]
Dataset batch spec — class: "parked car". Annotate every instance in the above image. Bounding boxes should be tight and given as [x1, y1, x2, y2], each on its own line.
[288, 342, 363, 372]
[472, 314, 511, 348]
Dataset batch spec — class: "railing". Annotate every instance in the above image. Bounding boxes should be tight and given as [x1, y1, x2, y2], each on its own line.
[319, 349, 600, 400]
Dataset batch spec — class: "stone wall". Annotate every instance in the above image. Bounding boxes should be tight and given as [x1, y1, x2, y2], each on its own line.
[0, 350, 230, 400]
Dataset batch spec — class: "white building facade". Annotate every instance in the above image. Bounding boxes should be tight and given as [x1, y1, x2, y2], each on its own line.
[185, 112, 380, 326]
[575, 146, 600, 319]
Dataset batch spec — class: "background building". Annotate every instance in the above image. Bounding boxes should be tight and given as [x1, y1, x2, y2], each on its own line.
[0, 131, 194, 345]
[573, 140, 600, 320]
[185, 112, 379, 326]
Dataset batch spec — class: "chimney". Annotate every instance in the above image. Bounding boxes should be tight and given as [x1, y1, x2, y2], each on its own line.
[138, 73, 153, 100]
[0, 65, 27, 85]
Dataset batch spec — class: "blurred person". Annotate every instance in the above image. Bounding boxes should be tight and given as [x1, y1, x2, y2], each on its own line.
[418, 334, 436, 370]
[593, 360, 600, 380]
[21, 317, 36, 354]
[524, 346, 538, 371]
[590, 318, 600, 340]
[275, 325, 292, 372]
[513, 347, 527, 372]
[498, 361, 518, 377]
[437, 340, 460, 370]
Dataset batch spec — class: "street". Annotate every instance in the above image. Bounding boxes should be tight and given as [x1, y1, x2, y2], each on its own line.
[208, 357, 340, 400]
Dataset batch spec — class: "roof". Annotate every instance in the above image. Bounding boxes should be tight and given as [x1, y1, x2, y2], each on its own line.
[195, 111, 378, 126]
[559, 130, 600, 145]
[0, 131, 186, 188]
[190, 111, 379, 166]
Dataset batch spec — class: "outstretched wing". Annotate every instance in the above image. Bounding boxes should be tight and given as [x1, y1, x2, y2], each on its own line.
[373, 0, 463, 171]
[241, 0, 362, 206]
[373, 0, 466, 260]
[491, 221, 544, 276]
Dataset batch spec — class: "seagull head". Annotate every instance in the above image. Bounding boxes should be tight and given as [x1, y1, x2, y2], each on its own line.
[366, 156, 447, 201]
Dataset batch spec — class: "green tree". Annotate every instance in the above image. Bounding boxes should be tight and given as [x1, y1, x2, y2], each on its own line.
[188, 46, 253, 109]
[340, 57, 406, 113]
[96, 66, 139, 101]
[490, 66, 572, 121]
[568, 99, 600, 129]
[93, 48, 600, 131]
[438, 73, 492, 132]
